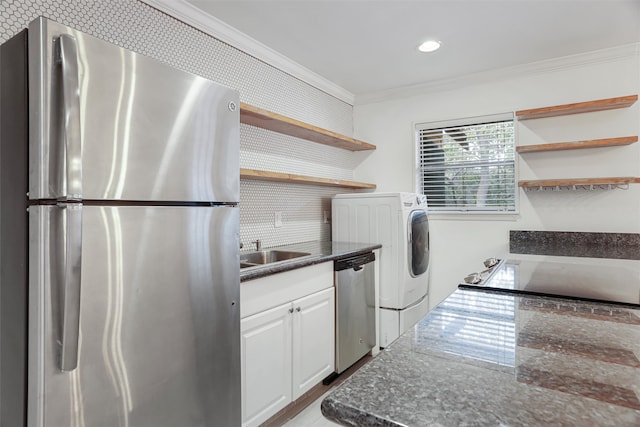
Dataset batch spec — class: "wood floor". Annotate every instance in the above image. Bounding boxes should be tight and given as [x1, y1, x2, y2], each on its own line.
[261, 355, 372, 427]
[281, 390, 340, 427]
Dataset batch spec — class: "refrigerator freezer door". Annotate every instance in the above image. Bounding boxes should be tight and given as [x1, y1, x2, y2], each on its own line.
[28, 205, 240, 427]
[28, 17, 239, 203]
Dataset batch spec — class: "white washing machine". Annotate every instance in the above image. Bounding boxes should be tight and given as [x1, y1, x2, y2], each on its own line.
[332, 192, 430, 347]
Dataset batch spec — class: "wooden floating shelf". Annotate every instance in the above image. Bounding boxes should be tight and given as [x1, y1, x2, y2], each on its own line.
[519, 177, 640, 190]
[240, 168, 376, 190]
[240, 103, 376, 152]
[516, 95, 637, 120]
[516, 136, 638, 153]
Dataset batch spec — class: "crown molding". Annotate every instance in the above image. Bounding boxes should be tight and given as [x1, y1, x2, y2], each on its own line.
[355, 43, 640, 106]
[140, 0, 355, 105]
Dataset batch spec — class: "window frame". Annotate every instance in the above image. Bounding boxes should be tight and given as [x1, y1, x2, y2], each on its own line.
[414, 112, 518, 215]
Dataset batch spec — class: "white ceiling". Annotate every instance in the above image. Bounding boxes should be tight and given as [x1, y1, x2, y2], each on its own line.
[184, 0, 640, 97]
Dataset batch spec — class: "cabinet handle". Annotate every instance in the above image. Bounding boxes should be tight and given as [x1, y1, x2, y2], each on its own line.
[296, 307, 301, 312]
[289, 308, 294, 314]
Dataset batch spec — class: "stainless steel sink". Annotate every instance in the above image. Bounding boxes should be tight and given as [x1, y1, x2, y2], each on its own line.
[240, 250, 311, 269]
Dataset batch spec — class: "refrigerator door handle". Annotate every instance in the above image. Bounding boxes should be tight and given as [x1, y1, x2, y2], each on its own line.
[59, 203, 83, 372]
[57, 34, 83, 201]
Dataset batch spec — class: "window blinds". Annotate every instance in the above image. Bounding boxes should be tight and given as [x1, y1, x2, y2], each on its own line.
[417, 116, 516, 212]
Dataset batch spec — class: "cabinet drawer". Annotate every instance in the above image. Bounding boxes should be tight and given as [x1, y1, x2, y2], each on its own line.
[241, 262, 333, 318]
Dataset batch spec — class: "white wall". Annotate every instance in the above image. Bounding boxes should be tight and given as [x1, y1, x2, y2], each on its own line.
[353, 49, 640, 308]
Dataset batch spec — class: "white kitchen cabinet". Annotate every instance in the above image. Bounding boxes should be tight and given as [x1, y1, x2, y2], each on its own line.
[292, 288, 335, 400]
[241, 302, 292, 427]
[240, 263, 334, 427]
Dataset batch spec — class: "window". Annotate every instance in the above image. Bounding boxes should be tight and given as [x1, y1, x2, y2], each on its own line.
[416, 113, 516, 212]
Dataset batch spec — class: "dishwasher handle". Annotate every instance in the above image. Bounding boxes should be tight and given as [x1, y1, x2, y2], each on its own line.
[334, 251, 376, 272]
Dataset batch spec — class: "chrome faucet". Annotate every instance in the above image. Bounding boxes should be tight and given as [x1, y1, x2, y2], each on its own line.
[252, 240, 262, 251]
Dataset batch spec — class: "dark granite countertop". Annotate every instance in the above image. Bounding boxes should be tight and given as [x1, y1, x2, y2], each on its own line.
[322, 288, 640, 426]
[461, 254, 640, 307]
[510, 230, 640, 260]
[240, 241, 381, 282]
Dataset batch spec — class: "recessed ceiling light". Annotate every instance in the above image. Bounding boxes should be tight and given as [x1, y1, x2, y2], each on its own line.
[418, 40, 441, 53]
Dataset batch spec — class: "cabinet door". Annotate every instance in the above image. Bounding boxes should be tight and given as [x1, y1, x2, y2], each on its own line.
[241, 303, 292, 427]
[292, 287, 335, 400]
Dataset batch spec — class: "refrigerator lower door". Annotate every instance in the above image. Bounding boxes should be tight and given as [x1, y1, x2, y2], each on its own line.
[28, 205, 240, 427]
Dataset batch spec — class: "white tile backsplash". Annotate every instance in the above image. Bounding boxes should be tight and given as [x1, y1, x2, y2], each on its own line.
[0, 0, 363, 246]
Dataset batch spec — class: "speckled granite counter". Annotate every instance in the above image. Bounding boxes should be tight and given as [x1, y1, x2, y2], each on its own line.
[461, 254, 640, 307]
[510, 230, 640, 260]
[240, 241, 381, 282]
[321, 288, 640, 426]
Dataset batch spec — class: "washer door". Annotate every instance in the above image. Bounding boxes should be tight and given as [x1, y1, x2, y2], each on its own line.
[408, 209, 430, 277]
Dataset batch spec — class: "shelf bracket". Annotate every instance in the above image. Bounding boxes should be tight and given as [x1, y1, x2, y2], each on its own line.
[523, 182, 631, 192]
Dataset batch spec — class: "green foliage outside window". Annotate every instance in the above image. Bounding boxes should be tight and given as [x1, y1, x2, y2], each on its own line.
[418, 119, 515, 211]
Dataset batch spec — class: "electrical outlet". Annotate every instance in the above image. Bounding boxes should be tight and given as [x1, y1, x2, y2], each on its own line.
[274, 211, 283, 228]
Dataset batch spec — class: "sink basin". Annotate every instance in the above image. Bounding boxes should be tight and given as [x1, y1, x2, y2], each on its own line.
[240, 250, 311, 269]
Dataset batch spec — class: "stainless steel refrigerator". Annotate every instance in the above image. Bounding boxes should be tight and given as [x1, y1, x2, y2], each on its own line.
[0, 17, 240, 426]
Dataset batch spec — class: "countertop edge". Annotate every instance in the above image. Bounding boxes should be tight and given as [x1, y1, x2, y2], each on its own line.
[321, 395, 404, 427]
[240, 241, 382, 282]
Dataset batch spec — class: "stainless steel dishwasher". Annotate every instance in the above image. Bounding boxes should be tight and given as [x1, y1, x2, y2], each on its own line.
[334, 251, 376, 374]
